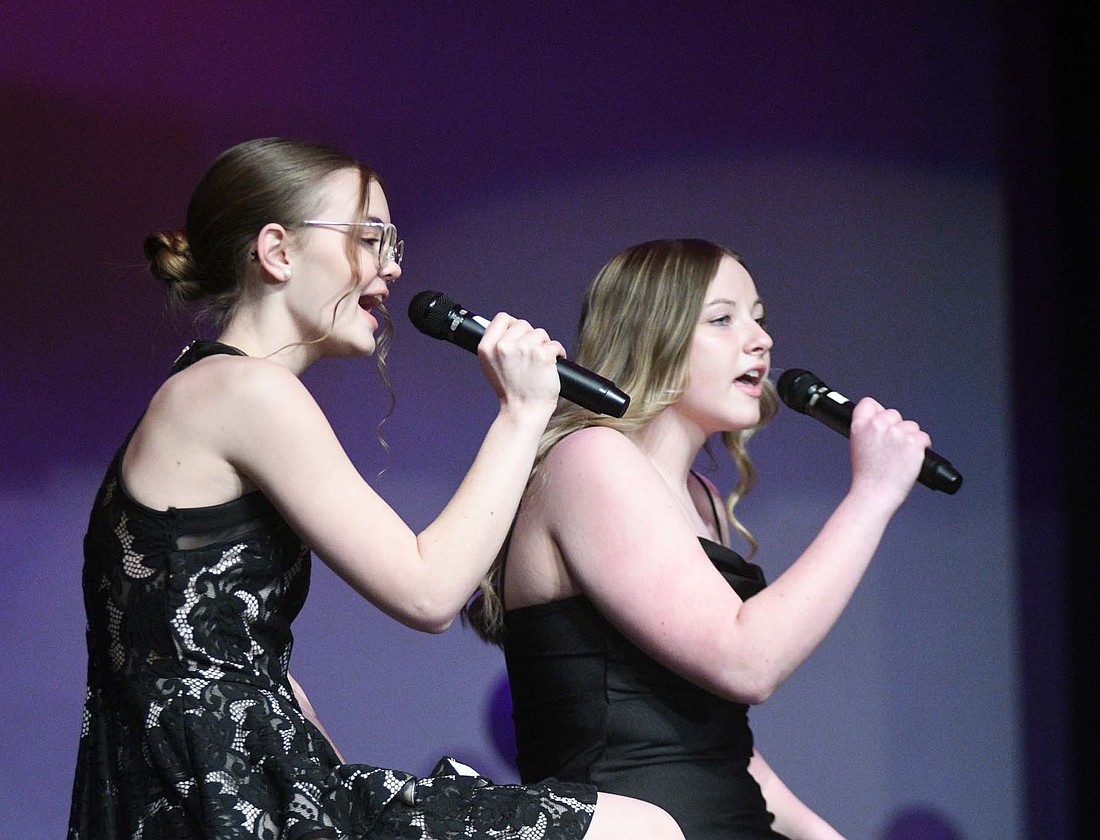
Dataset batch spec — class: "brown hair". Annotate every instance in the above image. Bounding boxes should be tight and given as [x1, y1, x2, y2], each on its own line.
[465, 239, 779, 643]
[143, 137, 393, 360]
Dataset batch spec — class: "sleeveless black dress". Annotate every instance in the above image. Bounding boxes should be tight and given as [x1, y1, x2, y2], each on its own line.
[68, 340, 596, 840]
[503, 491, 789, 840]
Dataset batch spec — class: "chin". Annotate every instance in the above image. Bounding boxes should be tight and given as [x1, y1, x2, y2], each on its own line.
[348, 339, 377, 358]
[717, 411, 761, 434]
[324, 332, 376, 359]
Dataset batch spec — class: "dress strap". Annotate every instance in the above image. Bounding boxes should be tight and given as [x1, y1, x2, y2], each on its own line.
[689, 470, 724, 540]
[171, 339, 247, 374]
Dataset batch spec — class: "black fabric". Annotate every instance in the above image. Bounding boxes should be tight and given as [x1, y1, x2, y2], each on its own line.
[504, 539, 789, 840]
[68, 340, 596, 839]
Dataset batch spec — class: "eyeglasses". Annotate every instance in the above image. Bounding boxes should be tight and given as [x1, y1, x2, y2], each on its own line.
[301, 220, 404, 267]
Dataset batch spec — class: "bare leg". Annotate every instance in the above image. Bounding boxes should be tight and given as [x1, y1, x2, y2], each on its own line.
[582, 792, 684, 840]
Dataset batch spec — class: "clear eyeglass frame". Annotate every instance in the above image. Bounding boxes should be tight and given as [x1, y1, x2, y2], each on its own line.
[300, 219, 404, 267]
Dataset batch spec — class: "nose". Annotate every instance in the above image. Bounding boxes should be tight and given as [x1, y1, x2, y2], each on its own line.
[364, 267, 393, 303]
[379, 258, 401, 285]
[748, 321, 772, 355]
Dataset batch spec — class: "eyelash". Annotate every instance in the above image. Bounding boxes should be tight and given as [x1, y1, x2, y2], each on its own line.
[709, 314, 768, 329]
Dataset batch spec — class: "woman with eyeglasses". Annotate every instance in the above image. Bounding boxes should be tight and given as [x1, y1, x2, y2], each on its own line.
[465, 239, 932, 840]
[67, 138, 683, 840]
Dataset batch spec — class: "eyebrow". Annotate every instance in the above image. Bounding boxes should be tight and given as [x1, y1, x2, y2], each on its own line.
[703, 297, 765, 309]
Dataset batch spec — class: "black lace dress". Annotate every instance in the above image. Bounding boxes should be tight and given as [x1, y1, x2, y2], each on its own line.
[68, 340, 597, 840]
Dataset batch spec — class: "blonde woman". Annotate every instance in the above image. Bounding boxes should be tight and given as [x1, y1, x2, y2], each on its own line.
[467, 239, 931, 840]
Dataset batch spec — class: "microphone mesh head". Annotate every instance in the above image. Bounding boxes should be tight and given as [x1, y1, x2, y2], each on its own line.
[776, 369, 821, 414]
[407, 291, 456, 338]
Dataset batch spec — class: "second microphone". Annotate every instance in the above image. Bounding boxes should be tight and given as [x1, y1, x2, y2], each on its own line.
[407, 291, 631, 418]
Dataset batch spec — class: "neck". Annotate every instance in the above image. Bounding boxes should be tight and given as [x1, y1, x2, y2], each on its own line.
[627, 407, 708, 486]
[216, 305, 322, 376]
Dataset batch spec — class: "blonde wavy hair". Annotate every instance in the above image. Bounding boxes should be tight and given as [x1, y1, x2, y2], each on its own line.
[465, 238, 779, 643]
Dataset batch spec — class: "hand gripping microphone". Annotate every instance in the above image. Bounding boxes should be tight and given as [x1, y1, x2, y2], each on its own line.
[407, 291, 631, 418]
[777, 368, 962, 494]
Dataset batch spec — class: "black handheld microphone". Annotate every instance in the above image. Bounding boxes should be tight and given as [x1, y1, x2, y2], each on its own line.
[407, 291, 631, 418]
[777, 368, 962, 494]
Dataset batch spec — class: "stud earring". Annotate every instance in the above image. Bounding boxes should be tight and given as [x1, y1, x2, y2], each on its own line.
[283, 267, 292, 281]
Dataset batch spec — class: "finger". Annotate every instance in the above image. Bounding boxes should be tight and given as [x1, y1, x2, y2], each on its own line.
[869, 407, 904, 430]
[523, 332, 567, 365]
[494, 318, 536, 347]
[516, 328, 562, 360]
[477, 312, 518, 355]
[523, 327, 551, 345]
[850, 396, 884, 423]
[906, 424, 932, 450]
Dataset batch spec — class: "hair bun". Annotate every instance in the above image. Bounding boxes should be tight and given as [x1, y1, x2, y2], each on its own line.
[144, 229, 203, 301]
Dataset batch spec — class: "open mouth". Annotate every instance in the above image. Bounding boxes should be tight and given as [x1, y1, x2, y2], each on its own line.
[736, 369, 764, 386]
[357, 294, 384, 330]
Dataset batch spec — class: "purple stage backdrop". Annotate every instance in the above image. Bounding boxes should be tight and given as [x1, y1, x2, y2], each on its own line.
[1, 3, 1039, 838]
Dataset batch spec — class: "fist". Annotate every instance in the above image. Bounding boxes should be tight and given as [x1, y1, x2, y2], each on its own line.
[848, 397, 932, 509]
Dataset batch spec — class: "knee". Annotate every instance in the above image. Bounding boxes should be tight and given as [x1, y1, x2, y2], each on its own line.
[586, 793, 684, 840]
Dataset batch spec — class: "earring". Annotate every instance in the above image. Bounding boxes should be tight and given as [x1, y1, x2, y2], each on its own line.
[282, 267, 292, 281]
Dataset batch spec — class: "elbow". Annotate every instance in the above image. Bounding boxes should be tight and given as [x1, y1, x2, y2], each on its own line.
[720, 664, 782, 706]
[401, 615, 454, 634]
[418, 614, 456, 635]
[401, 596, 459, 634]
[723, 678, 773, 706]
[715, 617, 787, 704]
[737, 677, 779, 705]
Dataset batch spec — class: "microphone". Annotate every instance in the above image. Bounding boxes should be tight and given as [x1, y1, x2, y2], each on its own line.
[407, 291, 631, 418]
[776, 368, 962, 494]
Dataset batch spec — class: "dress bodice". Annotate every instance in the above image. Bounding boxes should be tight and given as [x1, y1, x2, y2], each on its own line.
[503, 538, 788, 839]
[81, 340, 310, 693]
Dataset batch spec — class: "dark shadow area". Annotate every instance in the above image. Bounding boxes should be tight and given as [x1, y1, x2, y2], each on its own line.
[880, 806, 966, 840]
[0, 86, 210, 486]
[999, 0, 1099, 837]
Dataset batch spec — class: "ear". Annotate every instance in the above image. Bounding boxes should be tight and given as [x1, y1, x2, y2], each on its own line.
[253, 223, 293, 284]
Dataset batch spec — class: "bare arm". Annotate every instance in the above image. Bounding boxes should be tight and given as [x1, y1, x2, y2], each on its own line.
[749, 750, 845, 840]
[242, 315, 562, 632]
[130, 314, 562, 633]
[542, 397, 929, 703]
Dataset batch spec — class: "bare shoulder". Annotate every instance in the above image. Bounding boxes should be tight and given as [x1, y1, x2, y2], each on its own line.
[543, 425, 646, 478]
[150, 355, 315, 430]
[167, 353, 306, 403]
[137, 355, 321, 462]
[538, 426, 669, 526]
[125, 355, 320, 508]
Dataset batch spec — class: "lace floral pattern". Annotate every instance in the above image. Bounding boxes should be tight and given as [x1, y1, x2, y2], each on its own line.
[68, 341, 597, 839]
[374, 776, 595, 840]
